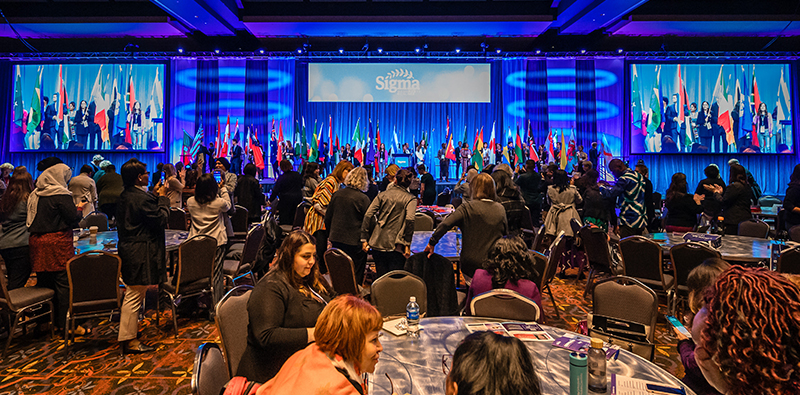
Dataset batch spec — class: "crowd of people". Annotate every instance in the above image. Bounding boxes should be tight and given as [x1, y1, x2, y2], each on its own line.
[1, 149, 800, 395]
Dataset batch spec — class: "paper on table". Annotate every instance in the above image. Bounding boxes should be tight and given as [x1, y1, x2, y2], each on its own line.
[465, 322, 554, 341]
[611, 374, 686, 395]
[382, 317, 407, 336]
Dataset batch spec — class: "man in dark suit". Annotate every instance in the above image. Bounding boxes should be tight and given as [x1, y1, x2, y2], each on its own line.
[43, 94, 59, 148]
[664, 95, 679, 145]
[710, 102, 722, 153]
[589, 142, 600, 169]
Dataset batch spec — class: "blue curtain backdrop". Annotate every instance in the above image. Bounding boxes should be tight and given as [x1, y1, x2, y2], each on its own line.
[245, 60, 269, 134]
[576, 59, 597, 148]
[195, 60, 219, 153]
[525, 59, 549, 144]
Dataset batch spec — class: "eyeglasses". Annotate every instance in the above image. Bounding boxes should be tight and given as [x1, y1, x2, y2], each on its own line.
[442, 354, 453, 375]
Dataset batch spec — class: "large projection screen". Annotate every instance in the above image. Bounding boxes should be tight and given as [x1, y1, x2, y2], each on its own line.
[309, 63, 491, 103]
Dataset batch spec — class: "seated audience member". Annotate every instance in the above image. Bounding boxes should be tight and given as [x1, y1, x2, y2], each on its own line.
[269, 159, 304, 226]
[235, 163, 266, 223]
[237, 230, 333, 382]
[783, 164, 800, 229]
[325, 167, 370, 286]
[445, 331, 541, 395]
[694, 266, 800, 395]
[0, 168, 33, 290]
[673, 258, 730, 395]
[258, 295, 382, 395]
[465, 235, 542, 316]
[426, 173, 508, 281]
[0, 162, 14, 198]
[664, 172, 704, 233]
[544, 169, 582, 237]
[362, 169, 416, 277]
[695, 165, 725, 221]
[491, 164, 527, 236]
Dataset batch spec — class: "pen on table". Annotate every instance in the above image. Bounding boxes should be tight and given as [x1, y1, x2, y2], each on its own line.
[614, 348, 621, 360]
[646, 383, 686, 395]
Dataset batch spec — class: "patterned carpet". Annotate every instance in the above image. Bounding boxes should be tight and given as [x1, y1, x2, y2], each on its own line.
[0, 275, 685, 395]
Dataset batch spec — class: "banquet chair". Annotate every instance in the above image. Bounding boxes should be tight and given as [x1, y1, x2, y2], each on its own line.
[191, 342, 230, 395]
[292, 201, 311, 230]
[591, 276, 658, 361]
[776, 208, 787, 240]
[214, 285, 253, 377]
[669, 242, 721, 314]
[790, 225, 800, 243]
[158, 235, 217, 337]
[230, 205, 250, 240]
[324, 248, 359, 296]
[778, 245, 800, 275]
[520, 206, 536, 248]
[168, 207, 188, 231]
[79, 211, 109, 231]
[414, 213, 434, 231]
[436, 189, 452, 207]
[0, 267, 55, 358]
[579, 225, 615, 298]
[451, 197, 463, 209]
[64, 251, 122, 352]
[540, 231, 566, 318]
[619, 236, 674, 305]
[531, 225, 547, 253]
[371, 270, 426, 317]
[223, 224, 264, 289]
[470, 289, 540, 322]
[738, 219, 770, 239]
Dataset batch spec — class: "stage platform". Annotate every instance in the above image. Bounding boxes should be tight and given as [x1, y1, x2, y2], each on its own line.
[258, 178, 461, 194]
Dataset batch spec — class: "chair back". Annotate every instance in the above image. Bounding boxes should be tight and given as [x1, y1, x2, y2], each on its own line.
[542, 232, 566, 288]
[758, 196, 782, 207]
[790, 225, 800, 243]
[239, 224, 266, 268]
[191, 342, 231, 395]
[519, 206, 534, 233]
[0, 267, 16, 312]
[592, 276, 658, 343]
[414, 213, 434, 231]
[778, 245, 800, 274]
[214, 285, 253, 377]
[324, 248, 359, 295]
[436, 190, 452, 207]
[530, 250, 547, 289]
[569, 218, 583, 239]
[738, 219, 770, 239]
[371, 270, 427, 317]
[777, 208, 787, 239]
[66, 251, 121, 316]
[470, 289, 540, 322]
[532, 226, 547, 253]
[292, 201, 311, 229]
[79, 211, 109, 231]
[669, 242, 721, 288]
[231, 205, 250, 233]
[168, 207, 188, 230]
[619, 236, 663, 284]
[579, 225, 612, 269]
[451, 197, 463, 209]
[176, 235, 218, 295]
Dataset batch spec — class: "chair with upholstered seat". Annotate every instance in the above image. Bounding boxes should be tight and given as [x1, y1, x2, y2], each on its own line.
[414, 213, 434, 231]
[436, 189, 452, 207]
[738, 219, 770, 239]
[157, 235, 218, 336]
[669, 242, 721, 314]
[292, 201, 311, 230]
[168, 207, 188, 231]
[520, 206, 536, 248]
[214, 285, 253, 377]
[531, 226, 547, 253]
[579, 225, 615, 298]
[470, 289, 540, 322]
[540, 231, 566, 318]
[223, 224, 264, 289]
[64, 251, 122, 351]
[778, 245, 800, 275]
[591, 276, 658, 361]
[191, 342, 230, 395]
[370, 270, 426, 317]
[324, 248, 360, 296]
[230, 205, 250, 240]
[79, 211, 109, 231]
[0, 270, 55, 358]
[619, 236, 675, 305]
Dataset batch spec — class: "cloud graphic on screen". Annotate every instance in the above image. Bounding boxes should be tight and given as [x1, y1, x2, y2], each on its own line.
[338, 76, 368, 101]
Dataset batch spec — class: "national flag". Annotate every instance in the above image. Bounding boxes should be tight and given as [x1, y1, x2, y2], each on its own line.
[27, 66, 42, 136]
[488, 122, 496, 164]
[740, 66, 753, 143]
[777, 67, 791, 128]
[632, 65, 645, 135]
[502, 146, 510, 165]
[123, 66, 136, 145]
[277, 120, 284, 163]
[352, 118, 363, 164]
[89, 65, 109, 143]
[335, 135, 340, 152]
[13, 65, 24, 134]
[190, 121, 204, 158]
[366, 119, 376, 168]
[546, 129, 556, 164]
[514, 128, 524, 168]
[471, 127, 484, 171]
[559, 130, 567, 169]
[217, 115, 230, 158]
[113, 68, 127, 140]
[58, 66, 70, 144]
[393, 127, 400, 152]
[375, 121, 383, 169]
[678, 64, 693, 149]
[249, 127, 265, 169]
[529, 138, 539, 162]
[713, 65, 734, 145]
[646, 65, 662, 137]
[300, 117, 308, 160]
[328, 116, 333, 157]
[600, 134, 614, 180]
[309, 119, 319, 162]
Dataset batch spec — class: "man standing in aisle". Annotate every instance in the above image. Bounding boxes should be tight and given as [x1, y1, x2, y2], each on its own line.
[438, 143, 449, 181]
[230, 138, 243, 175]
[601, 159, 646, 237]
[589, 142, 600, 170]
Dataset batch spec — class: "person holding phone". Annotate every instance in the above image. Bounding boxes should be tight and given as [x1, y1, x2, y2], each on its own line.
[155, 163, 185, 208]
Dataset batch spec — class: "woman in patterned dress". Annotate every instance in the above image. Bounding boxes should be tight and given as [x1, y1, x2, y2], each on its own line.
[304, 160, 353, 273]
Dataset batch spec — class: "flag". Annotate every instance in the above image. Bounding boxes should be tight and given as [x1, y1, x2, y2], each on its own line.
[113, 69, 127, 140]
[740, 66, 753, 143]
[310, 119, 319, 162]
[123, 67, 136, 145]
[190, 121, 204, 158]
[328, 116, 333, 157]
[546, 129, 556, 164]
[646, 65, 662, 137]
[559, 130, 567, 169]
[488, 122, 496, 164]
[712, 65, 734, 145]
[600, 134, 614, 180]
[300, 117, 308, 160]
[27, 66, 42, 136]
[393, 127, 400, 152]
[777, 67, 791, 129]
[514, 128, 524, 169]
[13, 65, 24, 134]
[277, 120, 284, 163]
[529, 138, 539, 162]
[375, 121, 383, 169]
[366, 119, 376, 168]
[249, 128, 265, 169]
[58, 65, 70, 145]
[631, 64, 646, 135]
[217, 115, 230, 158]
[678, 64, 693, 149]
[89, 65, 109, 143]
[471, 127, 484, 171]
[352, 118, 363, 164]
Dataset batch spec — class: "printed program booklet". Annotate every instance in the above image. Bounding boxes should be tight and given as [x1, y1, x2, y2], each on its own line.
[551, 334, 621, 360]
[464, 322, 554, 341]
[610, 374, 686, 395]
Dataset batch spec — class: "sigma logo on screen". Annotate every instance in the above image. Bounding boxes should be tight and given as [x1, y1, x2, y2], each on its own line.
[375, 69, 420, 95]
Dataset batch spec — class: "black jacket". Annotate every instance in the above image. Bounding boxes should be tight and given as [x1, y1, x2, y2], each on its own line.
[716, 181, 753, 227]
[404, 252, 458, 316]
[325, 187, 370, 246]
[235, 175, 266, 221]
[695, 178, 726, 218]
[665, 194, 704, 228]
[116, 187, 169, 286]
[269, 171, 303, 225]
[28, 194, 81, 234]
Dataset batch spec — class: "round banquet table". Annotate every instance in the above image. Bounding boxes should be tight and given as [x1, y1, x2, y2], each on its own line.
[645, 232, 773, 263]
[370, 317, 694, 395]
[410, 231, 461, 261]
[73, 230, 188, 254]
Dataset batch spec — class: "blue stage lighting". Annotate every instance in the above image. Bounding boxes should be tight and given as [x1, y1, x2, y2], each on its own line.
[214, 49, 220, 54]
[377, 47, 383, 53]
[297, 48, 303, 54]
[617, 48, 624, 54]
[339, 48, 344, 54]
[259, 49, 265, 54]
[455, 48, 461, 53]
[496, 48, 501, 53]
[178, 48, 184, 54]
[415, 47, 421, 53]
[535, 49, 541, 54]
[580, 49, 586, 54]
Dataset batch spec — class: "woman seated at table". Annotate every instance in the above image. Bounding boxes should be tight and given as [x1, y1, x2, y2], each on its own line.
[425, 173, 508, 282]
[257, 295, 382, 395]
[693, 266, 800, 395]
[445, 331, 541, 395]
[464, 235, 542, 317]
[705, 164, 752, 235]
[237, 230, 334, 383]
[664, 172, 704, 233]
[543, 169, 581, 238]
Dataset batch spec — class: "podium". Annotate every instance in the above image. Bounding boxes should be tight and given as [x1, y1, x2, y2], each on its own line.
[393, 153, 411, 168]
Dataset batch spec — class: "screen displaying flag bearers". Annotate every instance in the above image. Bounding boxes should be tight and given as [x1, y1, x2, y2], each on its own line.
[308, 63, 491, 103]
[10, 62, 166, 152]
[630, 63, 793, 154]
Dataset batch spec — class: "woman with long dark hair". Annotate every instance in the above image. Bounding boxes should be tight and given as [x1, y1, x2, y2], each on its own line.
[754, 102, 773, 153]
[695, 164, 726, 221]
[697, 101, 714, 151]
[491, 164, 526, 235]
[664, 172, 704, 233]
[302, 162, 321, 199]
[706, 164, 752, 235]
[0, 168, 33, 290]
[783, 164, 800, 229]
[544, 169, 581, 237]
[237, 230, 333, 382]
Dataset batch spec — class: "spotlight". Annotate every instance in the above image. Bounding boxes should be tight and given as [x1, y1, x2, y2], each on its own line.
[617, 48, 624, 54]
[339, 48, 344, 54]
[177, 48, 184, 54]
[495, 48, 501, 53]
[415, 47, 421, 53]
[214, 49, 220, 54]
[297, 48, 303, 54]
[455, 48, 461, 53]
[535, 49, 541, 54]
[580, 49, 586, 54]
[259, 49, 265, 54]
[377, 47, 383, 53]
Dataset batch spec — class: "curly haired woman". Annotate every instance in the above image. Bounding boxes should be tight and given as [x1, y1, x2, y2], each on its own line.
[693, 266, 800, 395]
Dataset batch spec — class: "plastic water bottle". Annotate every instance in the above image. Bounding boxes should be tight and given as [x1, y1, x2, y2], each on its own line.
[587, 338, 607, 393]
[406, 296, 420, 337]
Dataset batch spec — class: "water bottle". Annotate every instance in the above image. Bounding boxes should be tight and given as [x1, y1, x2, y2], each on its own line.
[406, 296, 420, 337]
[569, 352, 588, 395]
[587, 338, 607, 393]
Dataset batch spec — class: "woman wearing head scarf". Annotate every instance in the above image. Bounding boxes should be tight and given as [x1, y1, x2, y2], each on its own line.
[27, 158, 82, 333]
